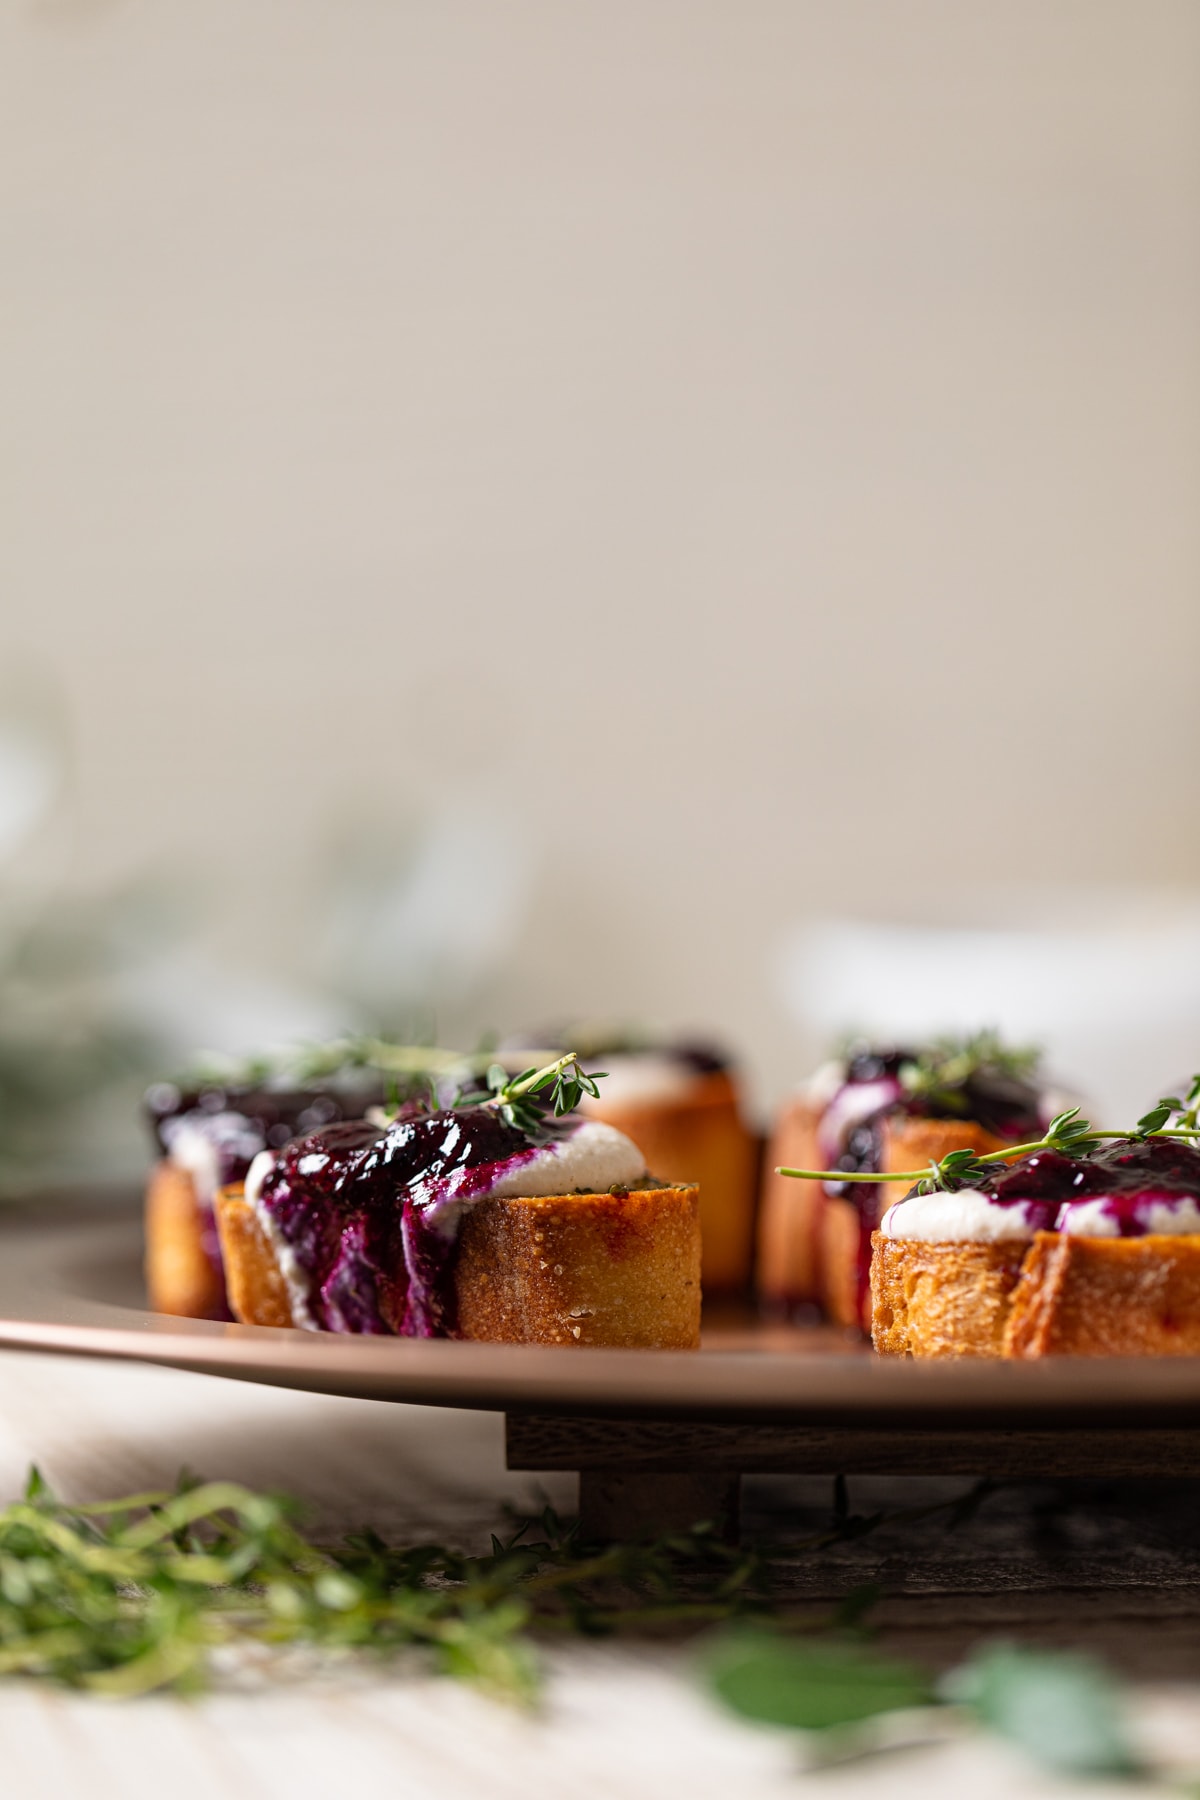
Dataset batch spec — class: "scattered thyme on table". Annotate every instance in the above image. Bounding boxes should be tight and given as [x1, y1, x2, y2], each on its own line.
[0, 1464, 788, 1700]
[0, 1470, 1155, 1779]
[778, 1075, 1200, 1195]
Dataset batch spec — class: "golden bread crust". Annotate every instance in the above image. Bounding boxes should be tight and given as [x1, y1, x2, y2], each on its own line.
[870, 1232, 1028, 1357]
[872, 1227, 1200, 1358]
[882, 1116, 1016, 1193]
[215, 1182, 701, 1348]
[1004, 1232, 1200, 1357]
[588, 1072, 755, 1294]
[215, 1186, 295, 1328]
[820, 1195, 863, 1331]
[144, 1160, 227, 1320]
[756, 1096, 823, 1306]
[455, 1185, 700, 1346]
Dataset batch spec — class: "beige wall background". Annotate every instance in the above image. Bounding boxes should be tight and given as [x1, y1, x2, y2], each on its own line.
[1, 0, 1198, 1114]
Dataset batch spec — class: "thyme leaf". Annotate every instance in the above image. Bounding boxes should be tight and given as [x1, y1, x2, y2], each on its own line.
[456, 1053, 607, 1137]
[174, 1037, 470, 1094]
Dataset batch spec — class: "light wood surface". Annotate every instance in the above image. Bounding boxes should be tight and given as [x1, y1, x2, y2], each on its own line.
[0, 1347, 1196, 1797]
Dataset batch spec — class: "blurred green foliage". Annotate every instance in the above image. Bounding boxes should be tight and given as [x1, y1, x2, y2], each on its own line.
[0, 886, 167, 1195]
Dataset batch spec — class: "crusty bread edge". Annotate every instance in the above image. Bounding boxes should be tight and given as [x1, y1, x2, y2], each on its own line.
[874, 1226, 1200, 1358]
[214, 1180, 702, 1347]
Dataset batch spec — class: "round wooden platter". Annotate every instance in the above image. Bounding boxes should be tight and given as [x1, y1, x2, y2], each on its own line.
[2, 1190, 1200, 1434]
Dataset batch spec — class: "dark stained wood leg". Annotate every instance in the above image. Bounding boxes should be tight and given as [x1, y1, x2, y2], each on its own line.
[508, 1413, 1200, 1546]
[577, 1470, 740, 1543]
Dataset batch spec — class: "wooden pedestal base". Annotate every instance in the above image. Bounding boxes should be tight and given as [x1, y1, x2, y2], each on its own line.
[577, 1471, 740, 1542]
[505, 1413, 1200, 1541]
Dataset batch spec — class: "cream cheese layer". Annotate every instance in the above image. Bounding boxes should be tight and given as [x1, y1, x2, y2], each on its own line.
[881, 1188, 1042, 1243]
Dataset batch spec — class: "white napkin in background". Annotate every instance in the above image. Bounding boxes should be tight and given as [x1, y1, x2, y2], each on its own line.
[778, 893, 1200, 1124]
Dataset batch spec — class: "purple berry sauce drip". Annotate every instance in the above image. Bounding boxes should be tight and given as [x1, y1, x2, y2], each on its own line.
[252, 1105, 558, 1337]
[817, 1047, 1049, 1310]
[971, 1136, 1200, 1236]
[146, 1073, 396, 1187]
[145, 1071, 399, 1301]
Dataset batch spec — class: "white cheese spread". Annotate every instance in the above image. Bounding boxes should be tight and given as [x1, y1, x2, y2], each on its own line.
[880, 1187, 1040, 1243]
[1057, 1194, 1200, 1237]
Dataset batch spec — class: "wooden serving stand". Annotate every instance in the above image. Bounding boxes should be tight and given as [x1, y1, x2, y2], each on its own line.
[507, 1411, 1200, 1540]
[504, 1413, 1200, 1540]
[504, 1313, 1200, 1539]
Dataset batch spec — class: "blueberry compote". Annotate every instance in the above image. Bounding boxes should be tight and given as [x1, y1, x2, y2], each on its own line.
[252, 1104, 557, 1338]
[966, 1137, 1200, 1236]
[146, 1071, 396, 1184]
[817, 1045, 1049, 1308]
[145, 1071, 396, 1305]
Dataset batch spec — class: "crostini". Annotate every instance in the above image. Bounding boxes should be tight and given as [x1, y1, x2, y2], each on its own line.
[759, 1035, 1057, 1331]
[143, 1041, 456, 1319]
[503, 1028, 758, 1296]
[873, 1136, 1200, 1358]
[215, 1059, 702, 1348]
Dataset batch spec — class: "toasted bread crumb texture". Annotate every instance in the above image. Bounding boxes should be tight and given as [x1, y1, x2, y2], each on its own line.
[871, 1233, 1027, 1358]
[1005, 1232, 1200, 1357]
[455, 1186, 701, 1347]
[145, 1161, 227, 1321]
[872, 1228, 1200, 1358]
[215, 1183, 701, 1348]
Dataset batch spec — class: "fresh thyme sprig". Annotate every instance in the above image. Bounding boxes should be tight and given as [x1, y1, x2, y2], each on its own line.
[0, 1466, 811, 1700]
[1136, 1071, 1200, 1138]
[176, 1037, 469, 1092]
[0, 1476, 1177, 1781]
[778, 1091, 1200, 1196]
[461, 1053, 607, 1136]
[0, 1466, 543, 1699]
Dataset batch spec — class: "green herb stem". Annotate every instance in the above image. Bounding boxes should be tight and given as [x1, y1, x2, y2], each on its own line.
[474, 1051, 607, 1135]
[498, 1054, 586, 1103]
[778, 1115, 1200, 1194]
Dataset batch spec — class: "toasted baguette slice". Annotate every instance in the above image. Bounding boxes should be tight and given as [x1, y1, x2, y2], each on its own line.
[1004, 1232, 1200, 1357]
[756, 1095, 824, 1309]
[871, 1232, 1028, 1357]
[822, 1117, 1019, 1332]
[588, 1073, 756, 1294]
[214, 1184, 295, 1328]
[144, 1160, 229, 1320]
[215, 1182, 701, 1348]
